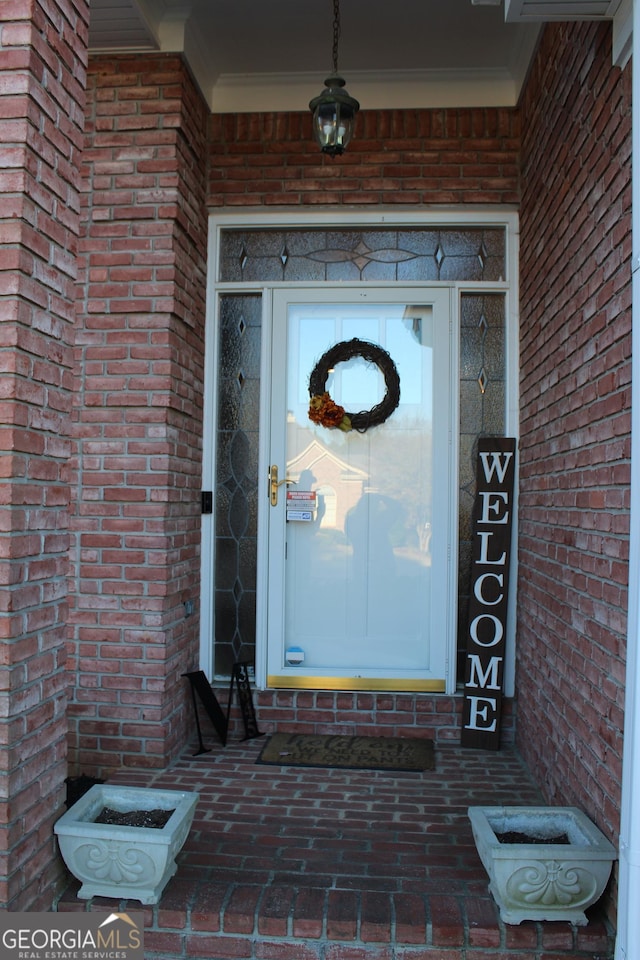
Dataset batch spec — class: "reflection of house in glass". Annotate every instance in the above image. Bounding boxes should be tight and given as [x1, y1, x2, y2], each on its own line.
[286, 440, 368, 532]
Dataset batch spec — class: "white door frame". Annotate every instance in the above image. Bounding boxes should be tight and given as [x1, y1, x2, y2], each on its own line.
[264, 285, 455, 692]
[200, 210, 520, 696]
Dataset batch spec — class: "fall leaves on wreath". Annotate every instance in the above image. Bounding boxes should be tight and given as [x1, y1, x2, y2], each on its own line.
[308, 392, 352, 432]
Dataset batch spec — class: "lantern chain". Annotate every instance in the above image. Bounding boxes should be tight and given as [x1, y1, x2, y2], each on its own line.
[332, 0, 341, 74]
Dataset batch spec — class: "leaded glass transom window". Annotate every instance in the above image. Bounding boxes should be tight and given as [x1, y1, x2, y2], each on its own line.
[220, 228, 505, 284]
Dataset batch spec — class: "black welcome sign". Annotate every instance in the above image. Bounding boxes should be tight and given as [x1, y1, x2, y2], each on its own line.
[461, 437, 516, 751]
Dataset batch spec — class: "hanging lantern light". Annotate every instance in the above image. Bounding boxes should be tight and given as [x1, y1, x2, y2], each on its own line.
[309, 0, 359, 157]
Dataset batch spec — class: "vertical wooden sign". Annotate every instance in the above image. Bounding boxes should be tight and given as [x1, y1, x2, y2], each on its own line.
[461, 437, 516, 750]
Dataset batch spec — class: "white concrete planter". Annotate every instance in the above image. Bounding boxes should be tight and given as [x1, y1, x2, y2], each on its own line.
[55, 785, 199, 905]
[468, 805, 616, 925]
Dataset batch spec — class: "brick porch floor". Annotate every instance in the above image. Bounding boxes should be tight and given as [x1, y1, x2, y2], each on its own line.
[55, 736, 615, 959]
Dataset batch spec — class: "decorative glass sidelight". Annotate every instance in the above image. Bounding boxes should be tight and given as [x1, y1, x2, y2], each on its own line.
[214, 294, 261, 676]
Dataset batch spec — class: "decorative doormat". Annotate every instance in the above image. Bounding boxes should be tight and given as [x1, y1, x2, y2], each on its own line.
[256, 732, 435, 772]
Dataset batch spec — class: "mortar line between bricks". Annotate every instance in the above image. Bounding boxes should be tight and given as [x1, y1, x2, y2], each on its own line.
[183, 875, 207, 927]
[461, 896, 472, 954]
[254, 880, 270, 938]
[220, 879, 241, 933]
[389, 890, 397, 945]
[424, 894, 432, 948]
[321, 885, 330, 941]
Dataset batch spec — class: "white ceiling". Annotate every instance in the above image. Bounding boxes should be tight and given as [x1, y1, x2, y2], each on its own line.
[87, 0, 628, 112]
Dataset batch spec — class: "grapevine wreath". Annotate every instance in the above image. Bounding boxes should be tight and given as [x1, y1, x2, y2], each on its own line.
[308, 338, 400, 433]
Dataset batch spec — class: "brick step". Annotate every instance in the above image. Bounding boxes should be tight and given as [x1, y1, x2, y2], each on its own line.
[56, 881, 613, 959]
[224, 689, 517, 746]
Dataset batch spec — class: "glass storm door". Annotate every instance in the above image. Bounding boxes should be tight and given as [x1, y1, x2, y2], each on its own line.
[266, 287, 453, 691]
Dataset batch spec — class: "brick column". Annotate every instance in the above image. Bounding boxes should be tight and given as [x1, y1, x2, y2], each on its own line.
[0, 1, 89, 910]
[68, 55, 208, 775]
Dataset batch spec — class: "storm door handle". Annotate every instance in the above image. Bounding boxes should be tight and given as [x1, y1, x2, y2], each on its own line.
[269, 465, 297, 506]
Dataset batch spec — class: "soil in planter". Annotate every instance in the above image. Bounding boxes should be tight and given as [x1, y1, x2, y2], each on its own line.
[95, 807, 175, 829]
[496, 830, 570, 844]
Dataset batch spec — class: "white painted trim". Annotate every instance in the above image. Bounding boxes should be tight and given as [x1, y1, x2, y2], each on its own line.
[198, 219, 220, 681]
[615, 2, 639, 954]
[504, 220, 521, 700]
[210, 209, 519, 229]
[254, 294, 274, 692]
[613, 0, 633, 67]
[505, 0, 622, 20]
[505, 0, 631, 69]
[448, 289, 461, 694]
[209, 68, 520, 114]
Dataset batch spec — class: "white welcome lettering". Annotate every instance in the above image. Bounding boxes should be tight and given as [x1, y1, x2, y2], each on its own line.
[469, 614, 503, 647]
[473, 572, 504, 606]
[464, 695, 498, 731]
[478, 490, 510, 524]
[466, 654, 502, 690]
[479, 450, 513, 484]
[462, 440, 515, 749]
[477, 530, 507, 565]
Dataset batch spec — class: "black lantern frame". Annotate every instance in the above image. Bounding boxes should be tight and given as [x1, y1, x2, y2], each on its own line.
[309, 0, 359, 156]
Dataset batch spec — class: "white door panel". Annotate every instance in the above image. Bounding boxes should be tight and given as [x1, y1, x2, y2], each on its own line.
[266, 287, 454, 692]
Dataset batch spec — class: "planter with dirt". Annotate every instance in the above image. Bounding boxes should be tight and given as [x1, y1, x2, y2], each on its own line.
[468, 805, 616, 925]
[55, 784, 199, 904]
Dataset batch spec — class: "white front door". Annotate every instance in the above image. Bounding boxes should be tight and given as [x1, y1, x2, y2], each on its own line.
[265, 286, 455, 692]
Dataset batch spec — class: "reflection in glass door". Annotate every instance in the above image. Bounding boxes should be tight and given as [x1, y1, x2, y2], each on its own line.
[266, 288, 454, 691]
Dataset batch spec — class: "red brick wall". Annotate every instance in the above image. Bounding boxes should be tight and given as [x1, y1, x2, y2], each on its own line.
[68, 54, 209, 776]
[208, 108, 520, 206]
[518, 19, 631, 862]
[226, 689, 516, 745]
[0, 0, 89, 911]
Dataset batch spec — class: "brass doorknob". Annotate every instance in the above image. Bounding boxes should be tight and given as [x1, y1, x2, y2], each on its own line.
[269, 465, 297, 506]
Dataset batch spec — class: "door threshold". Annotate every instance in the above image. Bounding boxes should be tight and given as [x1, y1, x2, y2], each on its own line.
[267, 675, 446, 692]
